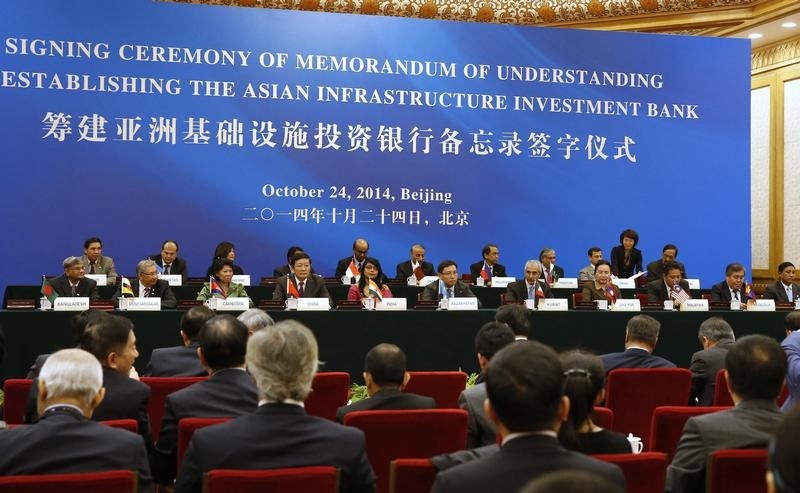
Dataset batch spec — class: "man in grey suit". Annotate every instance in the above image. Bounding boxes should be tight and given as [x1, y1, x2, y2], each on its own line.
[80, 236, 118, 285]
[422, 260, 479, 303]
[112, 259, 177, 309]
[144, 305, 215, 377]
[665, 334, 787, 493]
[688, 317, 735, 406]
[763, 261, 800, 303]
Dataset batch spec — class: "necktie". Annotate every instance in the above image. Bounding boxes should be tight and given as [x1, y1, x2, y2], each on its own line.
[143, 287, 151, 298]
[447, 288, 453, 299]
[787, 286, 793, 301]
[89, 262, 96, 274]
[357, 262, 363, 273]
[298, 281, 305, 297]
[71, 284, 77, 296]
[528, 285, 535, 299]
[733, 291, 739, 301]
[164, 264, 170, 275]
[546, 270, 552, 284]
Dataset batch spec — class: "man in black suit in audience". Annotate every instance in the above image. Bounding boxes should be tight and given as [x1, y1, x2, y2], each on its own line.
[151, 314, 258, 485]
[422, 260, 479, 303]
[49, 256, 99, 299]
[112, 259, 177, 309]
[148, 239, 188, 282]
[336, 343, 436, 422]
[763, 261, 800, 303]
[175, 320, 375, 493]
[495, 304, 531, 341]
[504, 260, 553, 307]
[689, 317, 735, 406]
[469, 244, 507, 286]
[396, 244, 435, 280]
[600, 315, 676, 372]
[646, 261, 692, 307]
[710, 263, 747, 302]
[645, 244, 687, 283]
[0, 348, 153, 492]
[431, 341, 625, 493]
[144, 305, 215, 377]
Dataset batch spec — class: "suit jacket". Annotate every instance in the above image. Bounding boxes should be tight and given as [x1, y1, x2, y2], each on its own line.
[468, 261, 507, 285]
[541, 264, 565, 285]
[80, 254, 117, 284]
[112, 278, 177, 308]
[577, 264, 595, 281]
[49, 274, 99, 299]
[396, 260, 435, 280]
[504, 280, 552, 307]
[459, 383, 495, 449]
[272, 275, 333, 306]
[421, 280, 479, 304]
[0, 407, 152, 493]
[151, 368, 258, 484]
[689, 339, 734, 406]
[665, 399, 783, 493]
[336, 388, 436, 422]
[600, 347, 676, 373]
[645, 259, 687, 282]
[148, 254, 188, 282]
[610, 246, 643, 278]
[144, 341, 206, 377]
[175, 403, 376, 493]
[762, 281, 800, 303]
[431, 433, 625, 493]
[780, 330, 800, 412]
[710, 281, 747, 302]
[581, 283, 621, 303]
[646, 279, 691, 304]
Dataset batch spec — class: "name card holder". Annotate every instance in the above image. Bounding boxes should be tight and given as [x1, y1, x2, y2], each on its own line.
[537, 298, 569, 311]
[612, 278, 636, 289]
[125, 298, 162, 311]
[297, 298, 331, 311]
[341, 275, 360, 285]
[553, 278, 578, 289]
[748, 299, 776, 311]
[681, 299, 709, 311]
[524, 299, 537, 310]
[613, 299, 641, 311]
[489, 277, 515, 288]
[686, 279, 700, 290]
[85, 274, 107, 286]
[446, 297, 479, 311]
[159, 274, 182, 286]
[414, 276, 438, 287]
[54, 297, 90, 311]
[377, 298, 407, 311]
[231, 275, 251, 286]
[215, 297, 250, 311]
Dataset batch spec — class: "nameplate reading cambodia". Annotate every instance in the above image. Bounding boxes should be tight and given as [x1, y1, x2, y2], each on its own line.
[216, 297, 250, 311]
[53, 297, 90, 311]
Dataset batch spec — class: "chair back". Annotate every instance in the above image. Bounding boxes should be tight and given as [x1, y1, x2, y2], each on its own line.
[177, 417, 231, 472]
[389, 459, 437, 493]
[403, 371, 467, 408]
[714, 369, 788, 407]
[593, 452, 667, 493]
[649, 406, 728, 461]
[0, 470, 137, 493]
[707, 449, 768, 493]
[343, 409, 468, 493]
[592, 406, 614, 429]
[203, 466, 339, 493]
[100, 419, 139, 433]
[606, 368, 692, 446]
[2, 379, 33, 425]
[304, 372, 350, 421]
[140, 376, 206, 441]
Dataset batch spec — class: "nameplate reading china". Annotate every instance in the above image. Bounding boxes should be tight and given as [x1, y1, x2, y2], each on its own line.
[297, 298, 330, 311]
[159, 274, 182, 286]
[680, 299, 709, 311]
[125, 298, 161, 311]
[447, 297, 479, 311]
[537, 299, 569, 311]
[231, 275, 251, 286]
[53, 297, 90, 311]
[215, 297, 250, 311]
[376, 298, 407, 311]
[686, 279, 700, 290]
[489, 277, 515, 288]
[613, 299, 641, 311]
[749, 299, 776, 311]
[85, 274, 107, 286]
[612, 278, 636, 289]
[553, 278, 578, 289]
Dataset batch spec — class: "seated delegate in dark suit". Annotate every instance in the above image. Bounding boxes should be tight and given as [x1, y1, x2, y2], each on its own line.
[763, 261, 800, 303]
[112, 259, 177, 309]
[645, 243, 686, 282]
[710, 263, 747, 302]
[175, 320, 375, 493]
[396, 243, 435, 280]
[430, 341, 625, 493]
[645, 261, 691, 307]
[610, 229, 643, 278]
[581, 260, 621, 303]
[151, 315, 258, 485]
[272, 251, 333, 306]
[144, 305, 215, 377]
[689, 317, 735, 406]
[0, 348, 152, 493]
[204, 241, 245, 278]
[469, 243, 506, 286]
[538, 247, 564, 285]
[49, 256, 99, 299]
[273, 245, 316, 277]
[337, 343, 435, 423]
[422, 260, 480, 305]
[336, 238, 371, 282]
[148, 239, 188, 282]
[600, 314, 676, 372]
[504, 260, 552, 308]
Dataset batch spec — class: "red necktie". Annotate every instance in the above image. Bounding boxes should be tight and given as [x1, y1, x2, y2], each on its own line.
[298, 281, 305, 297]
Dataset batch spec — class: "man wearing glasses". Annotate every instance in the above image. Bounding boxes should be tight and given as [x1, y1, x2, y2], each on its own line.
[422, 260, 479, 303]
[113, 259, 177, 309]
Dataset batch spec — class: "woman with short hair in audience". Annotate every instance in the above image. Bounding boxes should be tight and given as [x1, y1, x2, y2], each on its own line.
[582, 260, 621, 303]
[558, 350, 630, 454]
[205, 241, 245, 278]
[347, 257, 393, 301]
[610, 229, 643, 278]
[197, 258, 253, 307]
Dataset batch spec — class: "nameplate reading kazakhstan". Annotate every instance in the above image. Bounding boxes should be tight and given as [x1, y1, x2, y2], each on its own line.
[686, 279, 700, 290]
[748, 299, 776, 311]
[447, 297, 479, 311]
[680, 299, 709, 311]
[125, 298, 161, 311]
[215, 297, 250, 311]
[611, 278, 636, 289]
[490, 277, 515, 288]
[553, 278, 578, 289]
[53, 297, 90, 311]
[231, 275, 251, 286]
[297, 298, 330, 311]
[159, 274, 182, 286]
[85, 274, 107, 286]
[613, 299, 641, 311]
[377, 298, 407, 311]
[537, 299, 569, 311]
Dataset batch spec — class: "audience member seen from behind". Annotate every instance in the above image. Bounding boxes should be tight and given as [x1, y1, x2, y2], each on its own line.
[205, 241, 244, 278]
[689, 317, 735, 406]
[494, 304, 530, 341]
[347, 257, 393, 301]
[610, 229, 643, 279]
[767, 406, 800, 493]
[582, 260, 620, 303]
[26, 309, 110, 378]
[197, 258, 253, 307]
[144, 305, 215, 377]
[779, 310, 800, 411]
[521, 470, 625, 493]
[558, 351, 630, 454]
[237, 308, 275, 336]
[600, 314, 676, 372]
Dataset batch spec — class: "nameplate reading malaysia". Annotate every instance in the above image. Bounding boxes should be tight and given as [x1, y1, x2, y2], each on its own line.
[680, 299, 709, 311]
[748, 299, 776, 311]
[611, 278, 636, 289]
[537, 299, 569, 311]
[215, 297, 250, 311]
[159, 274, 182, 286]
[376, 298, 407, 311]
[447, 297, 479, 311]
[686, 279, 700, 290]
[231, 275, 251, 286]
[53, 297, 90, 311]
[413, 276, 439, 287]
[125, 298, 161, 311]
[553, 278, 578, 289]
[297, 298, 331, 311]
[613, 299, 641, 311]
[490, 277, 515, 288]
[85, 274, 107, 286]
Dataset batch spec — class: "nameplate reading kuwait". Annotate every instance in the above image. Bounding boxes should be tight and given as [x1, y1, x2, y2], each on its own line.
[537, 299, 569, 311]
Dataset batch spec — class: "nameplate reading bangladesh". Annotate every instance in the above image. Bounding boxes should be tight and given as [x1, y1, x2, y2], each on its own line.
[53, 297, 90, 311]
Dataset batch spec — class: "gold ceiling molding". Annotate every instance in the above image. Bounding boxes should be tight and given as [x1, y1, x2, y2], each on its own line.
[751, 35, 800, 73]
